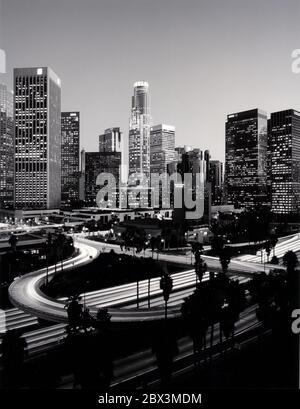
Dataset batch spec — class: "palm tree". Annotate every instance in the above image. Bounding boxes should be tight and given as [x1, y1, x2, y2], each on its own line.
[151, 322, 179, 384]
[160, 272, 173, 320]
[191, 242, 204, 264]
[8, 233, 18, 252]
[195, 257, 207, 285]
[270, 233, 278, 257]
[264, 240, 271, 263]
[181, 286, 210, 368]
[211, 234, 225, 255]
[150, 236, 156, 258]
[45, 233, 53, 285]
[7, 233, 18, 277]
[219, 247, 231, 275]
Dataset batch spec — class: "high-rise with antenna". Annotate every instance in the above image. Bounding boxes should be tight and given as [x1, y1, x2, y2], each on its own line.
[128, 81, 151, 182]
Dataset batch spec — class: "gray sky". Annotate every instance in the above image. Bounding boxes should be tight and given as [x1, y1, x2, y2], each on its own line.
[1, 0, 300, 162]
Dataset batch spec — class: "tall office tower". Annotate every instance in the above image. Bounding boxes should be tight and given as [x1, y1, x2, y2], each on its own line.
[61, 112, 80, 207]
[128, 81, 151, 208]
[128, 81, 151, 181]
[150, 124, 176, 173]
[79, 148, 86, 202]
[99, 126, 125, 184]
[150, 124, 176, 208]
[266, 119, 272, 206]
[269, 109, 300, 215]
[225, 109, 268, 209]
[0, 84, 14, 209]
[85, 151, 121, 207]
[172, 146, 210, 224]
[209, 160, 224, 205]
[99, 127, 122, 152]
[14, 67, 61, 210]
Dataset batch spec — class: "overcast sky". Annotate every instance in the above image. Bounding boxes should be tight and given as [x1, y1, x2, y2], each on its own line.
[1, 0, 300, 162]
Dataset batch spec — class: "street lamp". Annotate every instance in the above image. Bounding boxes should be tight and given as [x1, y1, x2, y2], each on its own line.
[160, 272, 173, 320]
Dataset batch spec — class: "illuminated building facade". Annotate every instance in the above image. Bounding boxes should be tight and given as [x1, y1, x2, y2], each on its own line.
[14, 67, 61, 209]
[85, 151, 121, 207]
[61, 111, 80, 206]
[128, 81, 151, 182]
[0, 84, 14, 209]
[99, 127, 122, 153]
[150, 124, 176, 208]
[209, 160, 224, 205]
[269, 109, 300, 215]
[225, 109, 268, 209]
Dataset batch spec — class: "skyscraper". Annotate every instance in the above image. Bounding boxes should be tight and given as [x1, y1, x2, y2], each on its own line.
[171, 146, 210, 224]
[150, 124, 176, 208]
[61, 112, 80, 207]
[85, 151, 121, 207]
[269, 109, 300, 215]
[99, 126, 124, 187]
[209, 160, 224, 205]
[128, 81, 151, 182]
[99, 127, 122, 153]
[0, 84, 14, 209]
[14, 67, 61, 210]
[150, 124, 176, 174]
[225, 109, 268, 209]
[79, 148, 86, 202]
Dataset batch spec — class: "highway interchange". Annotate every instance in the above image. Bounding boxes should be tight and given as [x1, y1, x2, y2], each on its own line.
[0, 232, 299, 387]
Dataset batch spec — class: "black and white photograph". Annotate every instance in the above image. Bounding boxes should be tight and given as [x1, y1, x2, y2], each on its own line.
[0, 0, 299, 406]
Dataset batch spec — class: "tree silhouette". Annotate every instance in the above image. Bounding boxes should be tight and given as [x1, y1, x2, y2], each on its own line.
[219, 247, 231, 275]
[65, 295, 83, 332]
[8, 233, 18, 252]
[2, 329, 27, 387]
[151, 322, 179, 384]
[181, 274, 245, 365]
[269, 233, 278, 257]
[282, 250, 298, 273]
[160, 271, 173, 320]
[195, 256, 207, 284]
[264, 240, 271, 263]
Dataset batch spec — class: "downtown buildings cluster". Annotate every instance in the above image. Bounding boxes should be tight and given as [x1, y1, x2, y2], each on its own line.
[0, 66, 299, 224]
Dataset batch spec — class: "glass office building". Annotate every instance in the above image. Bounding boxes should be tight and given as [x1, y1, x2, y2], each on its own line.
[0, 83, 14, 209]
[61, 111, 80, 206]
[269, 109, 300, 215]
[14, 67, 61, 209]
[225, 109, 268, 209]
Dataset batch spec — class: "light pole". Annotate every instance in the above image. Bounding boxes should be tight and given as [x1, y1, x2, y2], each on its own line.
[45, 242, 49, 286]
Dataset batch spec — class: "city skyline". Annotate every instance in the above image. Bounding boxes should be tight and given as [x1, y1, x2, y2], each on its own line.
[1, 0, 300, 162]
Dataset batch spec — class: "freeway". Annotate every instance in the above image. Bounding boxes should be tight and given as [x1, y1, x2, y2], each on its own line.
[8, 238, 182, 324]
[75, 235, 285, 275]
[1, 267, 249, 362]
[0, 308, 38, 333]
[236, 233, 300, 263]
[2, 231, 294, 388]
[56, 305, 260, 389]
[0, 304, 261, 390]
[8, 233, 286, 325]
[1, 273, 249, 359]
[8, 240, 99, 323]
